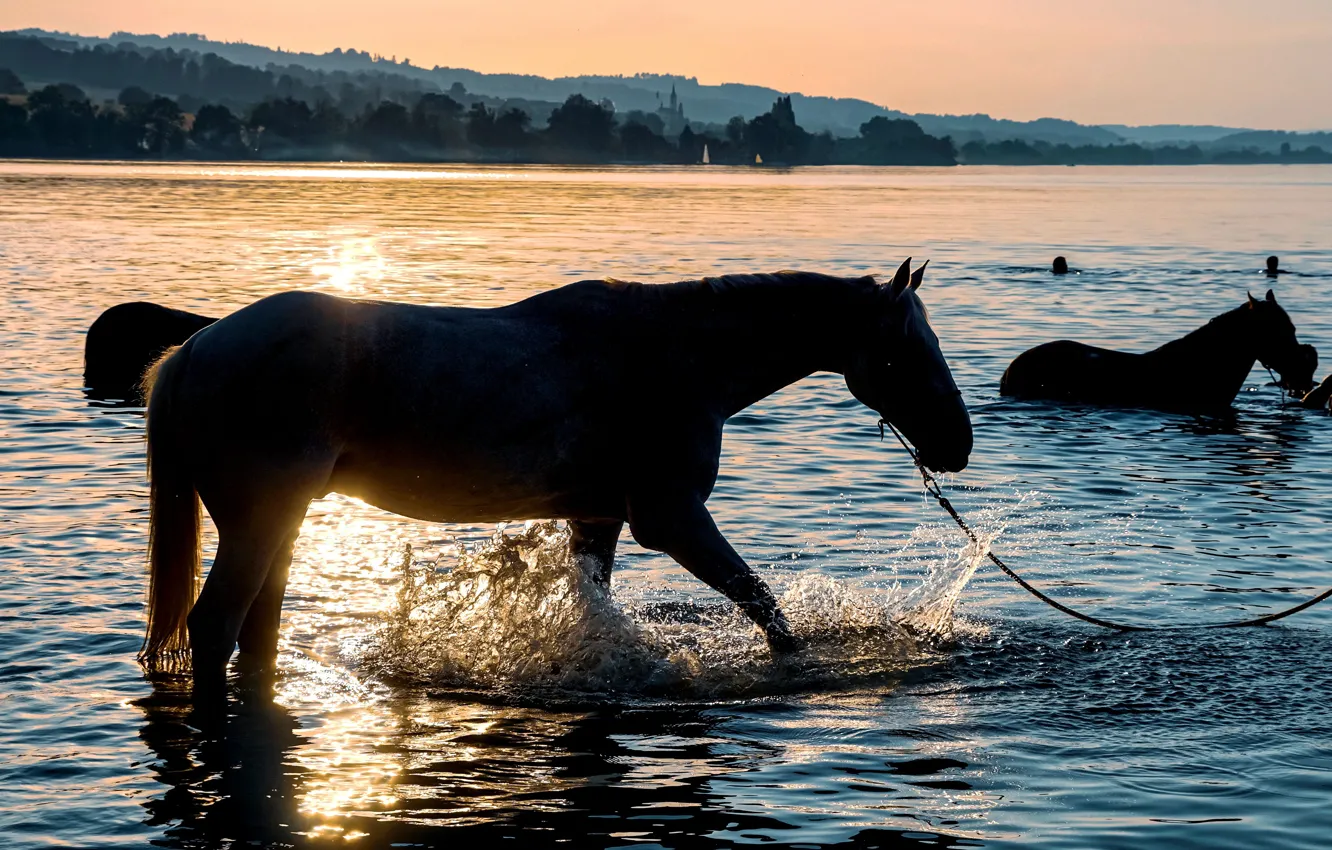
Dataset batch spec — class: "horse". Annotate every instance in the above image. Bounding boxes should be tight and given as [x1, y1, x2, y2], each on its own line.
[999, 290, 1316, 413]
[138, 259, 973, 688]
[1298, 374, 1332, 410]
[84, 302, 217, 401]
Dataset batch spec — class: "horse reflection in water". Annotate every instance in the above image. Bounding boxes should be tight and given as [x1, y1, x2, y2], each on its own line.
[137, 259, 972, 688]
[133, 677, 975, 848]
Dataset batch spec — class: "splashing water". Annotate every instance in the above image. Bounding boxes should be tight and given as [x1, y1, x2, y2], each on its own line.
[359, 509, 1008, 701]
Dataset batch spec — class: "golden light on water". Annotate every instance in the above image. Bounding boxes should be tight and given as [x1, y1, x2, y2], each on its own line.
[311, 238, 388, 293]
[274, 496, 430, 828]
[290, 702, 404, 821]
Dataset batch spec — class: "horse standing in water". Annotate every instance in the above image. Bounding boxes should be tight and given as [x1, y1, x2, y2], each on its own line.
[85, 302, 216, 401]
[1000, 290, 1315, 412]
[140, 260, 972, 688]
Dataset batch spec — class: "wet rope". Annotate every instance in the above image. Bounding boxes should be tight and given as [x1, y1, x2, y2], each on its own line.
[880, 419, 1332, 631]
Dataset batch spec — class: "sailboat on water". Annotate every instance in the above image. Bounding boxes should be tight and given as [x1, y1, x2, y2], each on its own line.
[702, 144, 710, 165]
[755, 153, 763, 165]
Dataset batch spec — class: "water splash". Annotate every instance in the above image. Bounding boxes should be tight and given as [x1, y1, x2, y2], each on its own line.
[359, 512, 1005, 702]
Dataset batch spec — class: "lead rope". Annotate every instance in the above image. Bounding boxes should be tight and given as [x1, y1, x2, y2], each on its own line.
[880, 419, 1332, 631]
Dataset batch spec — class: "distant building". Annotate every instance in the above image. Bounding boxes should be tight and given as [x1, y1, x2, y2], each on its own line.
[655, 84, 687, 135]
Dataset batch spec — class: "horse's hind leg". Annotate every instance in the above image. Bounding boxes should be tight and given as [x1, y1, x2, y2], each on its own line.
[569, 519, 623, 586]
[236, 528, 299, 666]
[627, 494, 800, 653]
[189, 497, 311, 690]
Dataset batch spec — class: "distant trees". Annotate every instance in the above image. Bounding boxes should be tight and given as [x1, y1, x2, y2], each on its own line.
[0, 67, 26, 94]
[621, 117, 674, 161]
[358, 100, 412, 150]
[466, 102, 530, 151]
[0, 32, 437, 121]
[0, 98, 26, 147]
[248, 96, 314, 146]
[545, 94, 615, 154]
[412, 92, 465, 148]
[190, 104, 245, 153]
[117, 85, 153, 107]
[841, 116, 955, 165]
[2, 34, 1330, 168]
[0, 77, 966, 165]
[127, 96, 186, 154]
[743, 95, 810, 164]
[26, 83, 98, 154]
[15, 37, 1322, 168]
[725, 116, 745, 146]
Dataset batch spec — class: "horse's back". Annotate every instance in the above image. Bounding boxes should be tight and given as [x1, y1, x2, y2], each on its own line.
[1001, 340, 1145, 404]
[170, 288, 649, 521]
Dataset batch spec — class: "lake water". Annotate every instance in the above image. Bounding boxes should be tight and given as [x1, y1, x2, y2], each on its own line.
[2, 161, 1332, 849]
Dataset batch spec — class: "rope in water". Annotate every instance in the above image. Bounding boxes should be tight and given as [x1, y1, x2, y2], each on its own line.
[880, 419, 1332, 631]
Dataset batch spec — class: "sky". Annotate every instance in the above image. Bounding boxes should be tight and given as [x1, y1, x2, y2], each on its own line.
[5, 0, 1332, 129]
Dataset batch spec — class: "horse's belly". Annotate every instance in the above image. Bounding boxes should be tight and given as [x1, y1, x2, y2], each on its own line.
[326, 451, 621, 523]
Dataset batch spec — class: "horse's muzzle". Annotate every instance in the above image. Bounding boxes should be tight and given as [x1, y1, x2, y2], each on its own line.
[882, 396, 972, 473]
[913, 420, 972, 473]
[920, 449, 969, 474]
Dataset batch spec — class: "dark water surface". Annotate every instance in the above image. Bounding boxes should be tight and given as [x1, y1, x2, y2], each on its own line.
[2, 161, 1331, 848]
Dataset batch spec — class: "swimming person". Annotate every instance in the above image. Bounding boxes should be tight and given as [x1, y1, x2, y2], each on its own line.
[1052, 256, 1069, 275]
[1266, 255, 1288, 276]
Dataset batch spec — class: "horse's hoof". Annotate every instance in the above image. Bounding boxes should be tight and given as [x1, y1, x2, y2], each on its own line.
[190, 663, 229, 702]
[766, 628, 805, 656]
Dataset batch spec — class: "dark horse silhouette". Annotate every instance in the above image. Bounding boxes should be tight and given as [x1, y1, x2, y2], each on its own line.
[84, 302, 216, 401]
[1298, 374, 1332, 410]
[137, 261, 973, 688]
[1000, 290, 1315, 412]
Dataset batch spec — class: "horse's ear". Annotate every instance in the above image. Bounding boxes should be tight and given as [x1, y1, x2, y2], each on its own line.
[1266, 289, 1276, 303]
[1248, 291, 1258, 310]
[888, 257, 912, 297]
[909, 259, 929, 290]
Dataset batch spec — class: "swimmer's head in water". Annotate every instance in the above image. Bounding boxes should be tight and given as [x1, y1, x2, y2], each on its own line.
[1052, 256, 1069, 275]
[1267, 255, 1280, 273]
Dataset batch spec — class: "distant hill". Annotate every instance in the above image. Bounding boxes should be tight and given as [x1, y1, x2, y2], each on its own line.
[1101, 124, 1248, 145]
[1207, 129, 1332, 154]
[11, 27, 1326, 146]
[912, 114, 1121, 147]
[9, 28, 896, 136]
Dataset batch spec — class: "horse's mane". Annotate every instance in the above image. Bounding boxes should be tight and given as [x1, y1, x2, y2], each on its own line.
[597, 270, 883, 315]
[1153, 298, 1289, 357]
[514, 270, 896, 333]
[1197, 298, 1290, 332]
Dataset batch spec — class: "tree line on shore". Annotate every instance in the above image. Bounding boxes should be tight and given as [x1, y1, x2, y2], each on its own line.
[0, 71, 958, 165]
[959, 138, 1332, 165]
[1, 28, 1329, 167]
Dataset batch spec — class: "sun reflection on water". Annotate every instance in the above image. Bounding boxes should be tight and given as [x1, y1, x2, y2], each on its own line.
[310, 238, 388, 293]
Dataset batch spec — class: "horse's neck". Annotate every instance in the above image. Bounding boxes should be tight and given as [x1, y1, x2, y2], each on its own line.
[1148, 307, 1256, 386]
[669, 277, 867, 418]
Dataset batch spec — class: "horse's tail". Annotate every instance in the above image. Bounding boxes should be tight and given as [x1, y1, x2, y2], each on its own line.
[140, 344, 201, 669]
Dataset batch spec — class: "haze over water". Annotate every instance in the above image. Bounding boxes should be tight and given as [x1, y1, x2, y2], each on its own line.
[2, 161, 1332, 848]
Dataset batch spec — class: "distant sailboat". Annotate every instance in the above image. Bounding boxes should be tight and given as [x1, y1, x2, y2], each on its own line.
[702, 144, 710, 165]
[755, 153, 763, 165]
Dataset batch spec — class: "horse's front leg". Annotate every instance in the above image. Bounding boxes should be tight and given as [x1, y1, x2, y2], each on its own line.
[569, 519, 623, 586]
[627, 494, 801, 653]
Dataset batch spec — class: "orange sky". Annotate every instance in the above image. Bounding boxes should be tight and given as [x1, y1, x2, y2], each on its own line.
[6, 0, 1331, 129]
